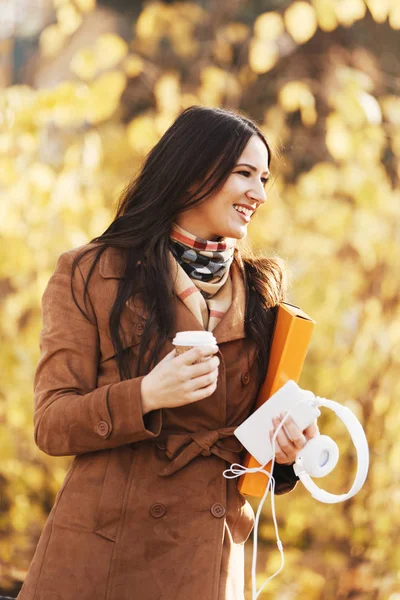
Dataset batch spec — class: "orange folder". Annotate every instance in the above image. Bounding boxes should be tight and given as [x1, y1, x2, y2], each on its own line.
[238, 302, 316, 498]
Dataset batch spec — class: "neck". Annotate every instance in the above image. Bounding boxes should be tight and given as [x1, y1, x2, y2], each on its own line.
[174, 218, 218, 242]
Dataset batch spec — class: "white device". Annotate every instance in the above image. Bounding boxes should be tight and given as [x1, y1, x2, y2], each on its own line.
[233, 380, 369, 503]
[234, 380, 321, 466]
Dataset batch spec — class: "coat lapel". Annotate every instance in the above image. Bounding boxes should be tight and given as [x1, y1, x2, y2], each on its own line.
[99, 248, 246, 345]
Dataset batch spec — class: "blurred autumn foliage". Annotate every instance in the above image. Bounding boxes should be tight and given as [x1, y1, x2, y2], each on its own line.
[1, 1, 400, 598]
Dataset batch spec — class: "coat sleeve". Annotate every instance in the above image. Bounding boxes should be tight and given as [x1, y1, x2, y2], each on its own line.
[272, 462, 298, 495]
[33, 250, 162, 456]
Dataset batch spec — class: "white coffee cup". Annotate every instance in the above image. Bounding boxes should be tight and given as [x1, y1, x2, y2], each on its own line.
[172, 331, 217, 363]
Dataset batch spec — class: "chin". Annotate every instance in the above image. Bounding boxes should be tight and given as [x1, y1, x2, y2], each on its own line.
[228, 227, 248, 240]
[211, 222, 248, 241]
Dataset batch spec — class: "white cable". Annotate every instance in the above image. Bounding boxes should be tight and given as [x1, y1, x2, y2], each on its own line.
[223, 409, 297, 600]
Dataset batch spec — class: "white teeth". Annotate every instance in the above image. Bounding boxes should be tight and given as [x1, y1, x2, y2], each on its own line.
[233, 204, 252, 217]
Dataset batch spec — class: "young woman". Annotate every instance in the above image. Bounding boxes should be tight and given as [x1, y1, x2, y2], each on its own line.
[18, 106, 318, 600]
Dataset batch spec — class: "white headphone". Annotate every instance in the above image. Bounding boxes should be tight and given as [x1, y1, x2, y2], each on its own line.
[225, 382, 370, 599]
[293, 396, 369, 503]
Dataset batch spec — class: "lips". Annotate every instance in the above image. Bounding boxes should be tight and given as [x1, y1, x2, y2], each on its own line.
[233, 205, 250, 223]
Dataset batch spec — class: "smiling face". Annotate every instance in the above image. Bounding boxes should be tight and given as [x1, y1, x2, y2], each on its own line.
[175, 134, 270, 241]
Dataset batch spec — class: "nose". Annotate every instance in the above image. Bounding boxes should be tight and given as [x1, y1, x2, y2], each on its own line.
[246, 182, 267, 207]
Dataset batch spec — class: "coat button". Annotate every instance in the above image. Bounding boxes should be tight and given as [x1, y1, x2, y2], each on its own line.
[135, 321, 145, 336]
[150, 503, 167, 518]
[241, 371, 250, 385]
[210, 503, 226, 518]
[97, 421, 110, 437]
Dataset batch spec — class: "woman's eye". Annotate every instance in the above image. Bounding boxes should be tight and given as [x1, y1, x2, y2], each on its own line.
[237, 171, 269, 187]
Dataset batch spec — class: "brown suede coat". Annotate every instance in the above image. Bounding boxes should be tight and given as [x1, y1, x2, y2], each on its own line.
[18, 244, 297, 600]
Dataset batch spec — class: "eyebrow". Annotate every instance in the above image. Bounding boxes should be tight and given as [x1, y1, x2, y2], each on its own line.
[235, 163, 270, 177]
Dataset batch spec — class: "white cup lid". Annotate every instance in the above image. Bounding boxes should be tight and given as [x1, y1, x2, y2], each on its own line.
[172, 331, 217, 346]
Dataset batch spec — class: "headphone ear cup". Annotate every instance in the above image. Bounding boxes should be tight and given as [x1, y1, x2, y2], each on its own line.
[296, 435, 339, 478]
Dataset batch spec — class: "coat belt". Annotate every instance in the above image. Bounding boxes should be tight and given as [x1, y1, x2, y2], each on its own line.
[156, 427, 244, 477]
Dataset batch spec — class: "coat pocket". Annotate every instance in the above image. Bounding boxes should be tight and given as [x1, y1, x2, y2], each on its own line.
[231, 492, 255, 544]
[94, 445, 134, 542]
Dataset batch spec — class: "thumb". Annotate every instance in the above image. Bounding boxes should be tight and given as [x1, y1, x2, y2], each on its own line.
[304, 420, 320, 440]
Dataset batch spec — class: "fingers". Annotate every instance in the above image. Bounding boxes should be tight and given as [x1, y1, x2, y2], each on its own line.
[189, 355, 220, 379]
[175, 345, 219, 365]
[279, 414, 307, 449]
[269, 414, 308, 465]
[269, 419, 293, 464]
[269, 429, 290, 463]
[304, 419, 320, 440]
[188, 372, 218, 402]
[187, 367, 219, 394]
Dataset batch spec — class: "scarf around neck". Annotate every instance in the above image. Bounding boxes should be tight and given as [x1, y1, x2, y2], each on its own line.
[169, 222, 237, 331]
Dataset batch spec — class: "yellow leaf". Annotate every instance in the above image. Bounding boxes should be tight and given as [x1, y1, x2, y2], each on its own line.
[301, 104, 317, 126]
[123, 54, 144, 78]
[39, 24, 67, 58]
[248, 39, 278, 74]
[0, 133, 12, 153]
[222, 22, 249, 44]
[168, 14, 198, 58]
[254, 12, 284, 41]
[87, 207, 112, 239]
[171, 2, 205, 22]
[382, 96, 400, 124]
[312, 0, 338, 31]
[364, 0, 390, 23]
[135, 3, 169, 39]
[75, 0, 96, 12]
[28, 163, 56, 192]
[284, 2, 318, 44]
[70, 48, 97, 80]
[91, 70, 126, 98]
[56, 4, 83, 36]
[52, 170, 81, 210]
[356, 92, 382, 125]
[389, 0, 400, 28]
[0, 157, 18, 186]
[278, 81, 314, 112]
[87, 71, 127, 123]
[154, 73, 181, 114]
[17, 132, 37, 154]
[325, 114, 354, 160]
[0, 237, 32, 278]
[94, 34, 128, 70]
[127, 114, 160, 154]
[170, 31, 199, 58]
[82, 131, 103, 169]
[334, 0, 366, 27]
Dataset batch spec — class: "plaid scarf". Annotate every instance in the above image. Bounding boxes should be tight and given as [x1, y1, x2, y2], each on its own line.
[169, 223, 237, 331]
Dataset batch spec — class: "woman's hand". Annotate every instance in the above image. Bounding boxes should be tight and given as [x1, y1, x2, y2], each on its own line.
[141, 345, 220, 414]
[269, 413, 320, 465]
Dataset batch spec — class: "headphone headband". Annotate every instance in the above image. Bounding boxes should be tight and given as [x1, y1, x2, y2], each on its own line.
[294, 397, 369, 504]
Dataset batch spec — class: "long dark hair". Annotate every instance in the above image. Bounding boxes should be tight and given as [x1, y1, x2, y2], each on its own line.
[71, 106, 287, 384]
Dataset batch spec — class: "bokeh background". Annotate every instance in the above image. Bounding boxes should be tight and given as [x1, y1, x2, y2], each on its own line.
[1, 0, 400, 598]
